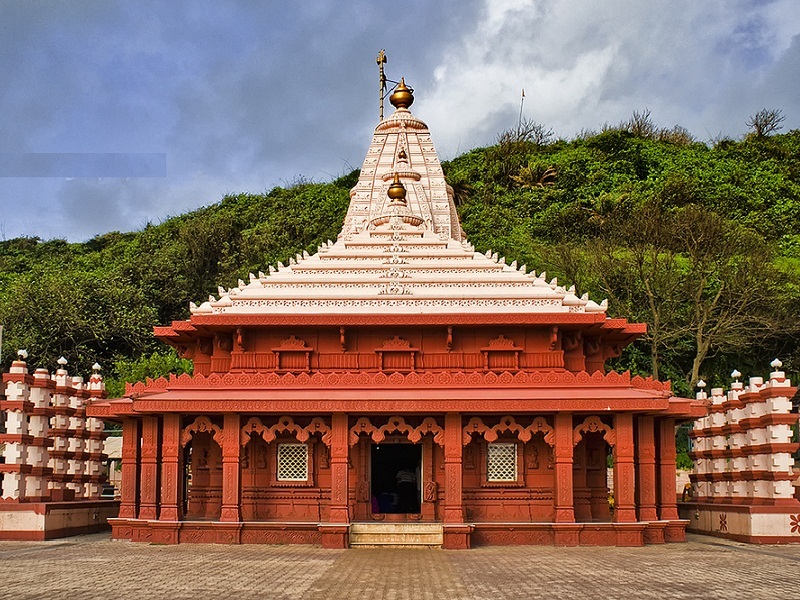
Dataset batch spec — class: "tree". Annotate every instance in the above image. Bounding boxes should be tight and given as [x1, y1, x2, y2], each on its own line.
[746, 108, 786, 137]
[582, 197, 687, 381]
[670, 205, 783, 384]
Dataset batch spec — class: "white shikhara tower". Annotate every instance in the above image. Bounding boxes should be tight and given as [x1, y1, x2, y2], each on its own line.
[342, 78, 465, 244]
[190, 80, 607, 318]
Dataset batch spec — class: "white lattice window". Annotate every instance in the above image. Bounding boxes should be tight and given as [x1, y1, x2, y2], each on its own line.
[487, 443, 517, 482]
[277, 443, 308, 481]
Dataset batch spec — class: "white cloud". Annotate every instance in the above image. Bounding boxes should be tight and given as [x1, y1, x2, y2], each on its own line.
[418, 0, 800, 154]
[1, 1, 798, 241]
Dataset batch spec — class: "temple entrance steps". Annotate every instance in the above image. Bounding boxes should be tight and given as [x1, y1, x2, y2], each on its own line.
[349, 522, 444, 547]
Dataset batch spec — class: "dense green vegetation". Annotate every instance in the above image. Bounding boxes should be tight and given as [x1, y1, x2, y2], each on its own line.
[1, 114, 798, 403]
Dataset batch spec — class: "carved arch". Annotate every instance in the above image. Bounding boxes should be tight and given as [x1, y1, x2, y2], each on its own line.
[526, 417, 555, 446]
[462, 416, 555, 446]
[348, 415, 444, 446]
[241, 415, 331, 447]
[180, 416, 221, 448]
[573, 415, 616, 447]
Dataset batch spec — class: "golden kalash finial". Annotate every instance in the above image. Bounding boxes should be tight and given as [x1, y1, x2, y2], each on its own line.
[390, 78, 414, 109]
[387, 172, 407, 204]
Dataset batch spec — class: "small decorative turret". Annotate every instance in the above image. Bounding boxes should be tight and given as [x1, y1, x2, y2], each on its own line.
[389, 78, 414, 109]
[387, 173, 407, 204]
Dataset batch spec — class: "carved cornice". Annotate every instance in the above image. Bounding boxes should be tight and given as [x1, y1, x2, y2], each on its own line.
[125, 369, 671, 395]
[188, 312, 610, 327]
[128, 397, 677, 416]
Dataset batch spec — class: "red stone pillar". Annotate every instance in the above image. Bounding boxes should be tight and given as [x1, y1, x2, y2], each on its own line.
[219, 413, 241, 523]
[658, 418, 679, 520]
[137, 416, 160, 520]
[658, 418, 686, 542]
[636, 416, 658, 522]
[159, 414, 181, 521]
[117, 417, 140, 519]
[613, 413, 636, 523]
[321, 412, 350, 548]
[553, 412, 580, 546]
[553, 412, 575, 523]
[420, 437, 436, 521]
[443, 412, 470, 549]
[443, 412, 464, 524]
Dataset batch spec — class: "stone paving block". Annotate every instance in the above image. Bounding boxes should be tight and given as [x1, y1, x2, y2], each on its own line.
[0, 533, 797, 600]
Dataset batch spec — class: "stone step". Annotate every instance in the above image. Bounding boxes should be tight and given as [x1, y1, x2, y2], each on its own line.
[349, 522, 444, 546]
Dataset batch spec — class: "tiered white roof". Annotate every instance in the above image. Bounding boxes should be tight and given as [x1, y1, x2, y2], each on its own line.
[189, 81, 606, 317]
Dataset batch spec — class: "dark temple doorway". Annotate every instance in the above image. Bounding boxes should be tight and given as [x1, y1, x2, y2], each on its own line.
[370, 444, 421, 514]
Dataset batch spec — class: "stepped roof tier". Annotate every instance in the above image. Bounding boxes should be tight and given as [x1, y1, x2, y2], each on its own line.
[157, 81, 642, 344]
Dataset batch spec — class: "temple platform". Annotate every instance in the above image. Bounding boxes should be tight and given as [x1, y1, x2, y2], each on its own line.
[108, 518, 688, 548]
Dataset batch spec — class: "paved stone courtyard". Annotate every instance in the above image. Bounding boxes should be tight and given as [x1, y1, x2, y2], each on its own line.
[0, 533, 798, 599]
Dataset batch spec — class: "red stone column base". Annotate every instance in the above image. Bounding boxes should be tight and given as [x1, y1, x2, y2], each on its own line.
[159, 507, 180, 521]
[642, 521, 667, 544]
[117, 506, 136, 520]
[220, 506, 241, 523]
[150, 521, 181, 545]
[553, 524, 581, 546]
[442, 525, 472, 549]
[138, 506, 157, 521]
[319, 524, 349, 549]
[664, 520, 688, 543]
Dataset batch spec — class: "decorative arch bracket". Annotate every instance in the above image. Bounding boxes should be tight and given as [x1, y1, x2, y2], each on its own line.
[462, 415, 554, 446]
[180, 415, 221, 448]
[348, 415, 444, 446]
[573, 415, 616, 447]
[241, 415, 332, 447]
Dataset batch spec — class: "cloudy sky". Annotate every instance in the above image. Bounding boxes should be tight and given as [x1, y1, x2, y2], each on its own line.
[1, 0, 799, 242]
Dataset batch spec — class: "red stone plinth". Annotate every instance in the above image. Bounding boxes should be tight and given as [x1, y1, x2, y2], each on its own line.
[553, 524, 581, 546]
[149, 521, 181, 545]
[664, 519, 688, 543]
[319, 524, 349, 549]
[643, 521, 667, 544]
[442, 524, 472, 549]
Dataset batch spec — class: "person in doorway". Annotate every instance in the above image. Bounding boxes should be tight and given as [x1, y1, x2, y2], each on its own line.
[396, 467, 417, 513]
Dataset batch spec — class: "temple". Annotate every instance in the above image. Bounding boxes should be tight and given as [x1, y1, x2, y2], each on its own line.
[87, 79, 708, 548]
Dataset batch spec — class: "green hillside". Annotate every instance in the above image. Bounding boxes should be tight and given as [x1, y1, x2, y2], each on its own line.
[1, 116, 798, 398]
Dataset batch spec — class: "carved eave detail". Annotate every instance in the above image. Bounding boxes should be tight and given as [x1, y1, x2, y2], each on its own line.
[462, 416, 555, 446]
[348, 415, 444, 446]
[240, 415, 331, 447]
[573, 415, 616, 447]
[181, 415, 221, 448]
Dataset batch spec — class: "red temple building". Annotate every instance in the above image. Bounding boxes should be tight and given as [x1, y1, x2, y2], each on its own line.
[87, 80, 706, 548]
